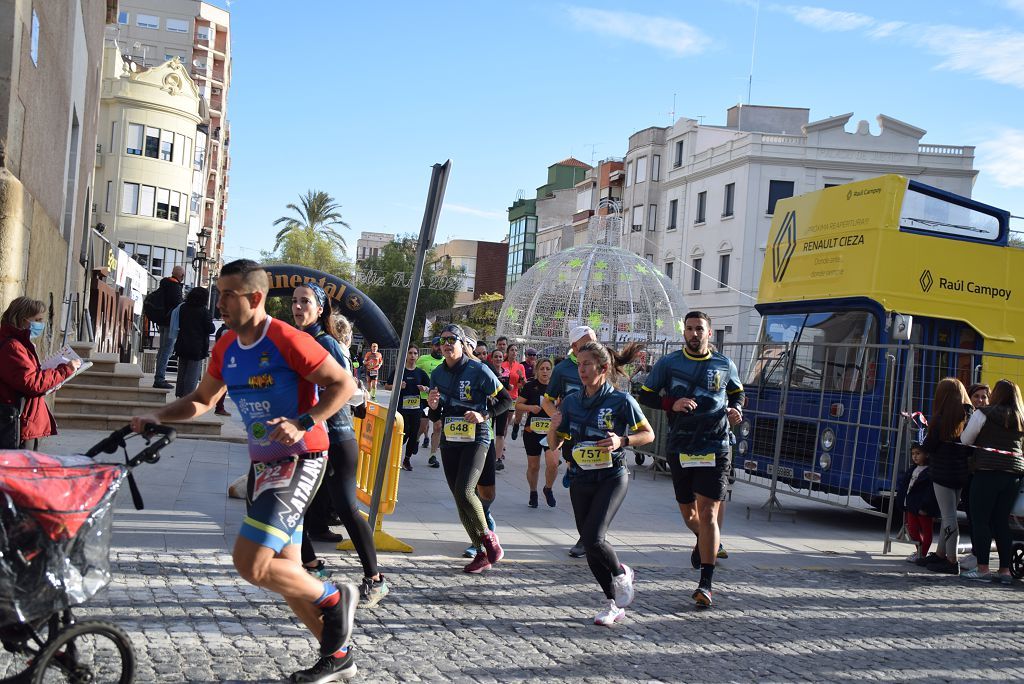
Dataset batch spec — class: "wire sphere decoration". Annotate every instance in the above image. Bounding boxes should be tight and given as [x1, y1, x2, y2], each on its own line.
[497, 210, 687, 347]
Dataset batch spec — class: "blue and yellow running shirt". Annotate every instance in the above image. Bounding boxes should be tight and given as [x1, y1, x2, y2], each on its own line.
[209, 317, 330, 462]
[642, 348, 744, 454]
[543, 353, 582, 403]
[430, 356, 502, 444]
[556, 382, 648, 469]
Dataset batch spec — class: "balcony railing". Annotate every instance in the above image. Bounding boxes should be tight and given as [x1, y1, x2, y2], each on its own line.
[918, 144, 968, 156]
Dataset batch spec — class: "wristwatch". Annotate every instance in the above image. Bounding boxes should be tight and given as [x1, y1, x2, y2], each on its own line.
[297, 413, 315, 431]
[623, 434, 630, 447]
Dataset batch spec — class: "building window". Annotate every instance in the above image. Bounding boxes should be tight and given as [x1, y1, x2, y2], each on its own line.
[105, 181, 113, 212]
[159, 130, 174, 161]
[110, 121, 117, 148]
[30, 10, 39, 66]
[645, 253, 654, 262]
[691, 258, 702, 291]
[667, 199, 678, 230]
[695, 191, 707, 224]
[118, 11, 129, 24]
[635, 157, 647, 184]
[718, 254, 730, 288]
[136, 14, 159, 29]
[166, 18, 189, 33]
[665, 261, 674, 281]
[631, 205, 643, 232]
[126, 124, 143, 155]
[169, 191, 181, 222]
[647, 204, 657, 232]
[824, 183, 839, 188]
[121, 183, 140, 215]
[138, 185, 155, 217]
[652, 155, 661, 182]
[767, 179, 795, 215]
[625, 161, 632, 188]
[674, 140, 684, 167]
[723, 183, 735, 217]
[196, 25, 211, 42]
[144, 127, 160, 158]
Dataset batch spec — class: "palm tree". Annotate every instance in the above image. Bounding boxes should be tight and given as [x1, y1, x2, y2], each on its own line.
[272, 190, 350, 255]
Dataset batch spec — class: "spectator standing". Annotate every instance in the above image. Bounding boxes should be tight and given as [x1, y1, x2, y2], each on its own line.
[899, 442, 940, 565]
[922, 377, 973, 575]
[959, 379, 1024, 583]
[152, 265, 185, 389]
[171, 287, 214, 398]
[0, 297, 81, 449]
[961, 382, 990, 567]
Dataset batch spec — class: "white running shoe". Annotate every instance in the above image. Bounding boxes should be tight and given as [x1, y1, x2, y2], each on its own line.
[612, 564, 635, 607]
[594, 599, 625, 626]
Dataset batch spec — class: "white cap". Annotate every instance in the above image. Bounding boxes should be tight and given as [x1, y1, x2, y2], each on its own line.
[569, 325, 596, 344]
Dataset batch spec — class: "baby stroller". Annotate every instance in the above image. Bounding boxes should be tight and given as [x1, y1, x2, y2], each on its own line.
[0, 424, 174, 683]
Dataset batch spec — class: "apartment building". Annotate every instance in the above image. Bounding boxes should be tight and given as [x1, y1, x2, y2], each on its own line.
[92, 36, 206, 283]
[617, 104, 977, 346]
[112, 0, 231, 282]
[431, 239, 509, 305]
[356, 231, 396, 263]
[506, 158, 591, 289]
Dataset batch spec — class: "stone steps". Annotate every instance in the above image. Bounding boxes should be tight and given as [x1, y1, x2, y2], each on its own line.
[57, 382, 172, 403]
[54, 411, 224, 436]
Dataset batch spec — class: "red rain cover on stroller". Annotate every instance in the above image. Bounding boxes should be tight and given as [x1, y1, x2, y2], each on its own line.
[0, 451, 125, 629]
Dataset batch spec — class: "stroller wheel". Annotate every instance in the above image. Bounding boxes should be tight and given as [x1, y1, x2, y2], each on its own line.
[30, 620, 135, 684]
[1011, 542, 1024, 581]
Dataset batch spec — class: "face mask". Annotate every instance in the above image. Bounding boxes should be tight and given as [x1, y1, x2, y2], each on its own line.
[28, 321, 45, 338]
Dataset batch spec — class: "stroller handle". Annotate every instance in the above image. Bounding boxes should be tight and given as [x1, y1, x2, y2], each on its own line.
[84, 424, 177, 511]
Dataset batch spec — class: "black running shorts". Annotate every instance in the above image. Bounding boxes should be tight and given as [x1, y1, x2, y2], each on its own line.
[667, 451, 731, 504]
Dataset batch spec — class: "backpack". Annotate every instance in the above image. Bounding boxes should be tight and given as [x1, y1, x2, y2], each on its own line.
[143, 288, 165, 325]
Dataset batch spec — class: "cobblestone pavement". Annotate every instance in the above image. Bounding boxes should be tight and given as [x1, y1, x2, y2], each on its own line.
[3, 549, 1021, 683]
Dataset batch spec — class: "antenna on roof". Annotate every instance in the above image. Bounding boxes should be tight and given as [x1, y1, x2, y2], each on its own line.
[669, 93, 676, 124]
[748, 0, 760, 105]
[515, 188, 525, 201]
[584, 143, 601, 165]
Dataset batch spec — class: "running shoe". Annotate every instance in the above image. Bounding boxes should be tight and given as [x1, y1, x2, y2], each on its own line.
[486, 511, 496, 532]
[593, 599, 625, 626]
[402, 457, 412, 472]
[690, 545, 701, 569]
[359, 575, 389, 607]
[529, 491, 538, 508]
[428, 454, 440, 468]
[482, 531, 504, 564]
[310, 530, 345, 544]
[289, 648, 357, 682]
[693, 585, 713, 608]
[511, 424, 520, 440]
[543, 487, 556, 507]
[319, 583, 358, 656]
[464, 550, 492, 574]
[929, 560, 960, 575]
[612, 564, 635, 608]
[495, 458, 505, 472]
[422, 435, 430, 449]
[717, 543, 729, 559]
[569, 541, 586, 558]
[464, 544, 480, 558]
[905, 551, 921, 564]
[995, 573, 1013, 585]
[304, 560, 329, 580]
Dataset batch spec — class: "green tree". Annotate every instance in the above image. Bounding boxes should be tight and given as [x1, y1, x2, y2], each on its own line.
[359, 238, 462, 341]
[260, 222, 354, 321]
[272, 190, 351, 255]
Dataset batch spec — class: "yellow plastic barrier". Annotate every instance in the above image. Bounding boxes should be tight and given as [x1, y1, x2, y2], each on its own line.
[336, 400, 413, 553]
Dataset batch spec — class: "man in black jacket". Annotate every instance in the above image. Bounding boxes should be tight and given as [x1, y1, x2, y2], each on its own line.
[153, 265, 185, 389]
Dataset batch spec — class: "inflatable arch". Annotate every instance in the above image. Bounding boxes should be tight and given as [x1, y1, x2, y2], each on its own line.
[262, 264, 400, 347]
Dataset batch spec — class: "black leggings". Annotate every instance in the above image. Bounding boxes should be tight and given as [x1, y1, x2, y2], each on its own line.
[399, 410, 422, 458]
[440, 439, 490, 542]
[300, 440, 379, 578]
[569, 468, 629, 599]
[968, 470, 1023, 569]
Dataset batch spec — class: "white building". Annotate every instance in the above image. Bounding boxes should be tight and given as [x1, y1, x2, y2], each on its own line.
[356, 231, 396, 263]
[617, 105, 977, 346]
[112, 0, 232, 282]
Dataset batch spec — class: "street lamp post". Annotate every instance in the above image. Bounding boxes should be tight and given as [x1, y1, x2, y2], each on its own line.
[192, 227, 213, 286]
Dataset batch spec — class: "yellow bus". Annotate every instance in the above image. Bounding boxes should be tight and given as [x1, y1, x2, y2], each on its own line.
[738, 174, 1021, 504]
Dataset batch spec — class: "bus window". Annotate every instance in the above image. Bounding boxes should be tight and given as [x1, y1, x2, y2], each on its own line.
[900, 187, 1000, 241]
[747, 313, 804, 386]
[792, 311, 878, 391]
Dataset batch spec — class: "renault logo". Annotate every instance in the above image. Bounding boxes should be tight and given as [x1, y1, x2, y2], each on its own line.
[772, 210, 798, 283]
[919, 269, 933, 293]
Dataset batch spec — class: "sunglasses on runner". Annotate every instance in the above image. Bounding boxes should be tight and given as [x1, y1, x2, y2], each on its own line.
[439, 336, 460, 345]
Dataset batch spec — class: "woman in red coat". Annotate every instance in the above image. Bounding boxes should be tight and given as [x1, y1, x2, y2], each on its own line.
[0, 297, 81, 449]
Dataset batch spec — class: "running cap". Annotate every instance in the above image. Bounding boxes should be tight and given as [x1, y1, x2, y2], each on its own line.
[569, 325, 596, 344]
[525, 347, 538, 356]
[440, 323, 464, 340]
[431, 336, 441, 345]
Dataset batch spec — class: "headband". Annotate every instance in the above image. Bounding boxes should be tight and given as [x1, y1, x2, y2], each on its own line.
[305, 282, 328, 309]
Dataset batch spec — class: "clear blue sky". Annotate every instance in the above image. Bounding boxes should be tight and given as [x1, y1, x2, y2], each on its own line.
[219, 0, 1024, 262]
